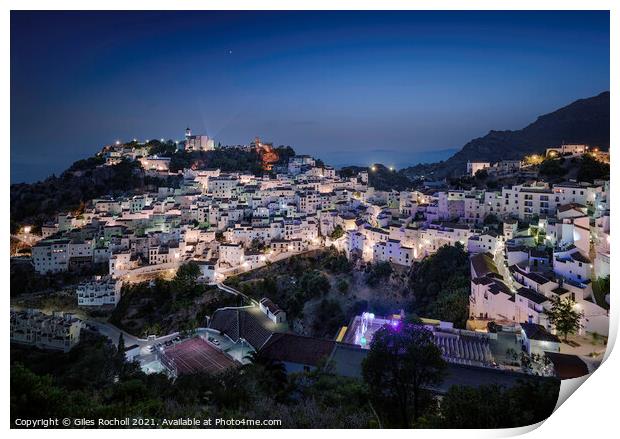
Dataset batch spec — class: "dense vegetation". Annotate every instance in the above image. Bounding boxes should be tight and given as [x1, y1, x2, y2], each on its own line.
[577, 153, 610, 182]
[11, 324, 560, 428]
[11, 332, 373, 428]
[311, 299, 347, 338]
[363, 324, 446, 426]
[66, 155, 106, 172]
[535, 153, 609, 185]
[169, 148, 263, 174]
[239, 254, 339, 309]
[539, 157, 568, 178]
[145, 139, 177, 157]
[10, 259, 107, 297]
[168, 145, 297, 174]
[364, 261, 393, 287]
[408, 243, 471, 328]
[11, 158, 148, 228]
[329, 225, 345, 240]
[436, 380, 560, 428]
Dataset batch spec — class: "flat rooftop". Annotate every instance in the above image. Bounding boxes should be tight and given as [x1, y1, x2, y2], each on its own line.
[161, 337, 239, 376]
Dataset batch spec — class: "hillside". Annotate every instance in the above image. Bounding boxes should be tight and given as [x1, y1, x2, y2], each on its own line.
[341, 163, 414, 191]
[10, 159, 159, 231]
[402, 91, 610, 179]
[10, 145, 295, 230]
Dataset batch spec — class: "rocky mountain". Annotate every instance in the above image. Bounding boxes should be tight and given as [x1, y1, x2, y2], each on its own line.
[402, 91, 610, 179]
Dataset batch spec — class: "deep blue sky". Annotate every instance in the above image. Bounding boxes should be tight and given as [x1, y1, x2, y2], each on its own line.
[11, 10, 609, 183]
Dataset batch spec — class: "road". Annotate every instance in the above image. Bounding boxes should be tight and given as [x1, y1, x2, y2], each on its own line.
[216, 282, 257, 306]
[217, 245, 322, 279]
[119, 245, 323, 285]
[84, 319, 179, 348]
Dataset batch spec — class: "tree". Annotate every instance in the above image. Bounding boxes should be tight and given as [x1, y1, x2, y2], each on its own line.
[320, 247, 352, 273]
[114, 332, 129, 378]
[300, 270, 331, 297]
[437, 384, 506, 428]
[409, 243, 470, 326]
[146, 139, 176, 157]
[431, 292, 469, 329]
[538, 158, 567, 177]
[474, 169, 488, 180]
[174, 261, 201, 288]
[524, 154, 544, 166]
[365, 261, 392, 287]
[116, 333, 125, 361]
[312, 299, 345, 338]
[545, 296, 583, 341]
[10, 363, 75, 422]
[592, 276, 610, 309]
[577, 154, 609, 182]
[437, 379, 560, 428]
[249, 238, 266, 252]
[329, 225, 344, 240]
[243, 350, 287, 395]
[483, 213, 500, 225]
[275, 145, 296, 164]
[337, 278, 349, 294]
[362, 324, 446, 427]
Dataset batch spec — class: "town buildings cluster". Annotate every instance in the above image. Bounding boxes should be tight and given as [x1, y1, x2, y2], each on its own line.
[10, 309, 83, 352]
[22, 136, 610, 372]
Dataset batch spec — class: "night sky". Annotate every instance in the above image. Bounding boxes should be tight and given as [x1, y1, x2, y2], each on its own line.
[11, 10, 609, 183]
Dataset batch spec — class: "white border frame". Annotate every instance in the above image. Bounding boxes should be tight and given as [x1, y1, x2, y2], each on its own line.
[3, 1, 617, 437]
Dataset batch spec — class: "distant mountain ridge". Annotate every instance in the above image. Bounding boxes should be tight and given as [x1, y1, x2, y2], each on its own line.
[402, 91, 610, 179]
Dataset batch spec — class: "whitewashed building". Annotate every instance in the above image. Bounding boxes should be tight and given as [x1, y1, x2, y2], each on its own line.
[76, 276, 122, 307]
